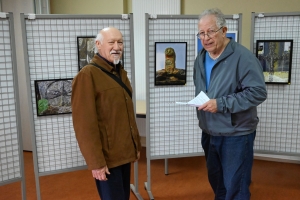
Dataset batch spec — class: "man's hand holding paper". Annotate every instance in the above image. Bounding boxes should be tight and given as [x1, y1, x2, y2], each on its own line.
[197, 99, 217, 113]
[176, 91, 217, 113]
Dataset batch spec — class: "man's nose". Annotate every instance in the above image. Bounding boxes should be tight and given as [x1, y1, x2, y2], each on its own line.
[113, 41, 120, 49]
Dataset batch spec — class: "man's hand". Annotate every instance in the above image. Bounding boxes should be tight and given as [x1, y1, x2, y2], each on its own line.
[92, 166, 110, 181]
[134, 151, 140, 162]
[197, 99, 217, 113]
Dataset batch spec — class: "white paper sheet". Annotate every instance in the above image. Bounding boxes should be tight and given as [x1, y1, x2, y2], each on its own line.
[176, 91, 210, 107]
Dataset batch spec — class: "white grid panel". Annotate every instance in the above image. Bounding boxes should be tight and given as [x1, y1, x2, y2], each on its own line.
[0, 18, 21, 182]
[24, 15, 133, 173]
[253, 13, 300, 154]
[147, 16, 239, 159]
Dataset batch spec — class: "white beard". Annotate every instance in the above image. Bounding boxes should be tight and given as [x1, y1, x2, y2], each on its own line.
[113, 58, 120, 64]
[110, 51, 122, 64]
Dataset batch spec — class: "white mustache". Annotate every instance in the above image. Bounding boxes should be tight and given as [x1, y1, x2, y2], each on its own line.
[110, 50, 122, 55]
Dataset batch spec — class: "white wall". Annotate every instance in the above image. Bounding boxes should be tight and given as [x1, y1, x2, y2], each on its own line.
[132, 0, 181, 100]
[2, 0, 35, 151]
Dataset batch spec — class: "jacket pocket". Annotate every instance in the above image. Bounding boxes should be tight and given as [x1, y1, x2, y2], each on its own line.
[206, 112, 233, 134]
[231, 109, 258, 130]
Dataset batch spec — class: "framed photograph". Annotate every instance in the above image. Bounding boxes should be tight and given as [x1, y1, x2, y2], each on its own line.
[256, 40, 293, 84]
[155, 42, 187, 86]
[34, 78, 73, 116]
[226, 31, 238, 42]
[77, 36, 96, 71]
[195, 31, 238, 56]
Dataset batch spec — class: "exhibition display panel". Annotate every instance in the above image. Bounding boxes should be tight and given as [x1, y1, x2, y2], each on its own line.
[0, 12, 26, 200]
[20, 13, 140, 200]
[251, 12, 300, 156]
[144, 13, 242, 199]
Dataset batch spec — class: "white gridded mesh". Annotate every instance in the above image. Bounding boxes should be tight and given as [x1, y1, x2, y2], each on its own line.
[253, 14, 300, 154]
[24, 17, 133, 173]
[148, 17, 239, 158]
[0, 19, 21, 182]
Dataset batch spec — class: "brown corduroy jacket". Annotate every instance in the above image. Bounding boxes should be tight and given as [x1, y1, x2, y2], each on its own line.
[71, 55, 141, 170]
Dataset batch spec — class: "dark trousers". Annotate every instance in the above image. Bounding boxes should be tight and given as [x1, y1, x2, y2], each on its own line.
[95, 163, 131, 200]
[201, 132, 210, 160]
[202, 131, 256, 200]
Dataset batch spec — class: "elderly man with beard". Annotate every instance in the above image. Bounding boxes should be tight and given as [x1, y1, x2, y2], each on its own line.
[72, 27, 141, 200]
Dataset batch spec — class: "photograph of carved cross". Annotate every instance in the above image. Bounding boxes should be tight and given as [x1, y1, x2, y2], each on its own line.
[256, 40, 293, 84]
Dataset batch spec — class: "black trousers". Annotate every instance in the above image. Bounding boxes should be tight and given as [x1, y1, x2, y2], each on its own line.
[95, 163, 131, 200]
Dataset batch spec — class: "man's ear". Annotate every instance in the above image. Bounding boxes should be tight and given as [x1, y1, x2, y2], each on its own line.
[222, 26, 228, 35]
[95, 40, 101, 50]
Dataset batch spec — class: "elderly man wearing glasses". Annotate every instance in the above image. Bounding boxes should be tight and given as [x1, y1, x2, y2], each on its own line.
[193, 8, 267, 200]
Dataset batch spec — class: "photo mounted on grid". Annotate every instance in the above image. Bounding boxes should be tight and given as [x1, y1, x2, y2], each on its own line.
[155, 42, 187, 86]
[256, 39, 293, 84]
[77, 36, 96, 71]
[34, 78, 73, 116]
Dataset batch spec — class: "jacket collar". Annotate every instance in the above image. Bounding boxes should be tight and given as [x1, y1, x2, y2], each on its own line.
[95, 53, 122, 72]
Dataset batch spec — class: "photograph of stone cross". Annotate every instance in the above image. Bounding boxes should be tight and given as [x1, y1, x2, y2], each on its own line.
[256, 40, 293, 84]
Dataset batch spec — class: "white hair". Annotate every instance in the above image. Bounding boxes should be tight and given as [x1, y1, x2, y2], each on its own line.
[199, 8, 227, 29]
[94, 32, 103, 53]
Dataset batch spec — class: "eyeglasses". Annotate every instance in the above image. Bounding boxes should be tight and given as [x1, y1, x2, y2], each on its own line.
[197, 26, 223, 39]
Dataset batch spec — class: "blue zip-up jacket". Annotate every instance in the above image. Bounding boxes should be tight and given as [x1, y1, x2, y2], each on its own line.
[193, 39, 267, 136]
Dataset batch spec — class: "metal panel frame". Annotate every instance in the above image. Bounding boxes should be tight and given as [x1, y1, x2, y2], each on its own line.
[250, 11, 300, 160]
[145, 13, 242, 199]
[20, 13, 141, 200]
[0, 12, 26, 200]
